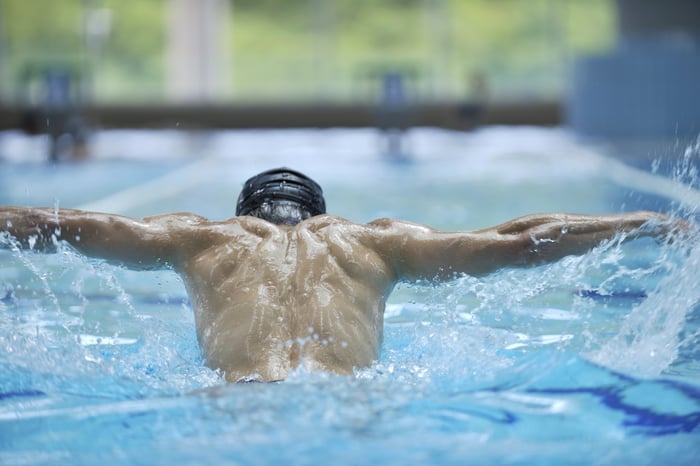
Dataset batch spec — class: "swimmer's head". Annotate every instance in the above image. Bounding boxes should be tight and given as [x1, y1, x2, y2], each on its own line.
[236, 168, 326, 226]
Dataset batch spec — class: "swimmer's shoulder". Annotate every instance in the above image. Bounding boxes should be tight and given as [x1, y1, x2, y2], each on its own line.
[299, 215, 431, 232]
[365, 217, 434, 233]
[142, 213, 257, 238]
[302, 216, 432, 242]
[147, 213, 269, 229]
[143, 212, 211, 227]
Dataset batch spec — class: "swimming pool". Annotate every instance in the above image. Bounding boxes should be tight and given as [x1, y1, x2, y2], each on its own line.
[1, 127, 699, 465]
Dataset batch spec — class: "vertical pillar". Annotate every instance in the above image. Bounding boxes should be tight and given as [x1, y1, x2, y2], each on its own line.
[311, 0, 335, 98]
[423, 0, 450, 99]
[168, 0, 230, 102]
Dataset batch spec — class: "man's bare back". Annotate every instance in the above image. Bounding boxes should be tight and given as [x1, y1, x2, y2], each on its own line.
[181, 215, 394, 382]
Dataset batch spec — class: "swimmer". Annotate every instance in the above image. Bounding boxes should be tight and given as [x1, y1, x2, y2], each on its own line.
[0, 168, 684, 382]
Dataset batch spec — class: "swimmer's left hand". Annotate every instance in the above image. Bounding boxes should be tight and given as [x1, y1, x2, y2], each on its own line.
[647, 212, 697, 243]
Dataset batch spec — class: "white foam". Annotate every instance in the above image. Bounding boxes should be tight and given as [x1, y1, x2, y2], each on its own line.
[77, 334, 139, 346]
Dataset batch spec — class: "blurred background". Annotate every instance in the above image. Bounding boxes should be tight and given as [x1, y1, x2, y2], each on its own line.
[0, 0, 698, 160]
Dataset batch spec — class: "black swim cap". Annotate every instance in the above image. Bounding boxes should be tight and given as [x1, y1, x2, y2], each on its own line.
[236, 168, 326, 218]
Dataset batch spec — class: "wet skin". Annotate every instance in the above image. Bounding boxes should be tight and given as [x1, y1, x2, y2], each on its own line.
[1, 207, 675, 381]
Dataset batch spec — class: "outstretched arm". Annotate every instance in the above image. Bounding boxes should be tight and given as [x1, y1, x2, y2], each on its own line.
[367, 211, 681, 281]
[1, 206, 207, 270]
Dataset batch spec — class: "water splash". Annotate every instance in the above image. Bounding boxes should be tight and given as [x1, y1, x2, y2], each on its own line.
[586, 141, 700, 378]
[382, 142, 700, 382]
[0, 242, 221, 396]
[587, 238, 699, 377]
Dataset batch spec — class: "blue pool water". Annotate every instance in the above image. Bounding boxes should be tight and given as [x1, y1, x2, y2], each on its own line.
[1, 127, 699, 465]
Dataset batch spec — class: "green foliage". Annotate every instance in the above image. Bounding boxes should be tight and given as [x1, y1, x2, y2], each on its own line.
[96, 0, 165, 100]
[0, 0, 616, 103]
